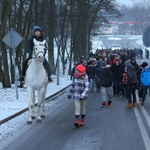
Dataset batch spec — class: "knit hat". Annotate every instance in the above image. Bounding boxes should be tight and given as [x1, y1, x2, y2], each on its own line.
[141, 62, 148, 68]
[92, 58, 97, 62]
[76, 64, 86, 73]
[131, 57, 135, 61]
[125, 59, 131, 67]
[33, 26, 42, 33]
[101, 61, 107, 68]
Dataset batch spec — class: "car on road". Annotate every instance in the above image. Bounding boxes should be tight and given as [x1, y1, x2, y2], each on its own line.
[111, 44, 121, 51]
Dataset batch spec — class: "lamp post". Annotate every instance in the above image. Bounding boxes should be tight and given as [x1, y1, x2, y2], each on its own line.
[0, 44, 2, 58]
[56, 0, 60, 85]
[101, 44, 104, 50]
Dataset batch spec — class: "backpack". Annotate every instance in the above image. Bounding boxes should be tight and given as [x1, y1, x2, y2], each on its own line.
[140, 67, 150, 86]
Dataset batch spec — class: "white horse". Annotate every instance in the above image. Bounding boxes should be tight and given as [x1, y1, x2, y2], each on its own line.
[25, 38, 48, 124]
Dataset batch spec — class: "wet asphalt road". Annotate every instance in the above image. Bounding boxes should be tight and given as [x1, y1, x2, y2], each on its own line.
[3, 89, 150, 150]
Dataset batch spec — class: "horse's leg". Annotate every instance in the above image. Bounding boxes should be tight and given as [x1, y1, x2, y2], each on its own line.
[37, 87, 47, 122]
[37, 90, 43, 123]
[31, 91, 36, 119]
[41, 99, 45, 118]
[27, 88, 34, 124]
[41, 87, 47, 118]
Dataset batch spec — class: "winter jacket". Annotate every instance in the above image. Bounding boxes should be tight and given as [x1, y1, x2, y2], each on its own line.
[126, 65, 137, 84]
[69, 74, 89, 101]
[131, 62, 139, 71]
[140, 66, 150, 86]
[111, 64, 122, 81]
[28, 33, 46, 58]
[86, 64, 96, 79]
[95, 64, 102, 78]
[70, 67, 76, 80]
[100, 65, 113, 87]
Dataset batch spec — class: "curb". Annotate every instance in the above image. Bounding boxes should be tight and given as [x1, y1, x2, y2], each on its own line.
[0, 84, 71, 125]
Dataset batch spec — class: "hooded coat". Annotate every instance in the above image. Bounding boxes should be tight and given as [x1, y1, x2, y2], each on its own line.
[100, 65, 114, 87]
[126, 65, 137, 84]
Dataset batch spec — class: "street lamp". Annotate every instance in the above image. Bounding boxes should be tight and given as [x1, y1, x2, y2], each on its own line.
[56, 0, 60, 85]
[101, 44, 104, 50]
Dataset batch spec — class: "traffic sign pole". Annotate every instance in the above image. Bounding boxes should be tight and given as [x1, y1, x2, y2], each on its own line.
[2, 28, 23, 99]
[11, 28, 18, 99]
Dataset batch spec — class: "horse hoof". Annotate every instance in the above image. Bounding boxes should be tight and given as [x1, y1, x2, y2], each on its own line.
[37, 119, 42, 123]
[32, 116, 35, 119]
[41, 115, 45, 118]
[27, 121, 32, 124]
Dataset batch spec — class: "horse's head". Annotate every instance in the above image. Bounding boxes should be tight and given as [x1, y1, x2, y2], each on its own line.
[33, 38, 46, 62]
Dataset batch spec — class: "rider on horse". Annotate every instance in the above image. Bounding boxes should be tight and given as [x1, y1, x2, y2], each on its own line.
[18, 26, 53, 82]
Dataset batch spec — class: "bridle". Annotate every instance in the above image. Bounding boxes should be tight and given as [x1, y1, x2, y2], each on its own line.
[33, 44, 46, 60]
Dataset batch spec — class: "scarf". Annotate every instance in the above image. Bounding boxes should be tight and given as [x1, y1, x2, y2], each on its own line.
[74, 72, 86, 79]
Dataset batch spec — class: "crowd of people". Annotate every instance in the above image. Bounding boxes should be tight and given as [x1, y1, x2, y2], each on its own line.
[68, 48, 150, 127]
[16, 25, 149, 128]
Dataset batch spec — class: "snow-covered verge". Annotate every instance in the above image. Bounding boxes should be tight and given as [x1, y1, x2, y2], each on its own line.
[0, 75, 71, 121]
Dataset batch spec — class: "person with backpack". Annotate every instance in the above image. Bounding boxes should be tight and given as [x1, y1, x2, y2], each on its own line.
[140, 62, 150, 106]
[125, 59, 137, 108]
[100, 61, 113, 107]
[122, 68, 128, 99]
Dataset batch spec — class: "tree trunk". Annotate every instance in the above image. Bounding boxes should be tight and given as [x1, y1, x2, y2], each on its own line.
[48, 0, 55, 74]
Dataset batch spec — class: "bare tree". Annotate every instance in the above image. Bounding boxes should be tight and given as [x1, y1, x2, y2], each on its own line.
[0, 0, 12, 88]
[0, 0, 121, 88]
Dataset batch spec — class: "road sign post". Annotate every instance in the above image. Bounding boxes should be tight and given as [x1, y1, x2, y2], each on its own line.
[2, 28, 23, 99]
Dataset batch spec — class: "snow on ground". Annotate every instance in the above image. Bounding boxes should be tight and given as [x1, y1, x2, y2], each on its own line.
[91, 36, 105, 53]
[108, 37, 121, 40]
[0, 75, 71, 149]
[0, 74, 71, 149]
[0, 74, 71, 121]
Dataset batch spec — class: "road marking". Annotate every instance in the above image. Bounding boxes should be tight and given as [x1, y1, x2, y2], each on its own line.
[137, 98, 150, 128]
[139, 106, 150, 128]
[134, 107, 150, 150]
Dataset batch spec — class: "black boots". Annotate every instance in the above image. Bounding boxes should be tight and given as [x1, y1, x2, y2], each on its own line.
[48, 76, 53, 82]
[17, 75, 24, 81]
[18, 58, 53, 82]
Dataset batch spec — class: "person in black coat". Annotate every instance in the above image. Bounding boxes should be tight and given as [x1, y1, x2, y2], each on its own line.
[70, 62, 79, 80]
[100, 61, 113, 107]
[111, 59, 123, 96]
[125, 59, 137, 107]
[18, 26, 52, 82]
[86, 58, 96, 92]
[95, 61, 102, 91]
[131, 58, 139, 71]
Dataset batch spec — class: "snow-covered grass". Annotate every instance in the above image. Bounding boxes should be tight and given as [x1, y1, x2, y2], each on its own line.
[0, 74, 71, 121]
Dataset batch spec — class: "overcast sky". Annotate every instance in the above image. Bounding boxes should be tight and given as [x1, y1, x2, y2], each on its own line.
[116, 0, 143, 6]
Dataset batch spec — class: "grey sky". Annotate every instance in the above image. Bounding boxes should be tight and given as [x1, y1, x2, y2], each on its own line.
[116, 0, 144, 6]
